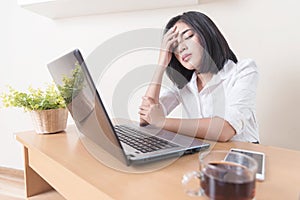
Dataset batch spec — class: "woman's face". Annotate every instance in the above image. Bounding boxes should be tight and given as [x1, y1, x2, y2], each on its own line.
[172, 22, 203, 71]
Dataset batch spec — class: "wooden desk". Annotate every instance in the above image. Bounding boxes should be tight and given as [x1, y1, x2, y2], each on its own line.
[16, 125, 300, 200]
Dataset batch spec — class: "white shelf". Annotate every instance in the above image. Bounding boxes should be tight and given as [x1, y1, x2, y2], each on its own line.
[18, 0, 199, 19]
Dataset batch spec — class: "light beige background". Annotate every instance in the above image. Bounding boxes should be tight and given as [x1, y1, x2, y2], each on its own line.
[1, 0, 299, 169]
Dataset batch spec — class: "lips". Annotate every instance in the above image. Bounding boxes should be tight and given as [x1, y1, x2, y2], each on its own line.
[182, 54, 191, 62]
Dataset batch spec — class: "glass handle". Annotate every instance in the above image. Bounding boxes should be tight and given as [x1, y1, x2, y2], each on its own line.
[181, 171, 205, 197]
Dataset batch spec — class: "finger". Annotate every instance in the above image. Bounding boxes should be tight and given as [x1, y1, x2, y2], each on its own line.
[141, 97, 151, 107]
[165, 26, 177, 37]
[168, 29, 179, 39]
[141, 100, 150, 107]
[139, 105, 149, 111]
[138, 110, 147, 116]
[143, 96, 156, 104]
[139, 105, 150, 112]
[140, 116, 149, 126]
[139, 118, 149, 127]
[139, 114, 149, 122]
[162, 34, 179, 53]
[166, 36, 179, 51]
[142, 97, 155, 105]
[141, 99, 151, 107]
[164, 30, 179, 43]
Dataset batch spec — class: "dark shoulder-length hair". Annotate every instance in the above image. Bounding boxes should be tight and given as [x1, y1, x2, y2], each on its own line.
[164, 11, 238, 89]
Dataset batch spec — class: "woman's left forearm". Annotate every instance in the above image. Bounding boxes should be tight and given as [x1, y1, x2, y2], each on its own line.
[162, 117, 235, 142]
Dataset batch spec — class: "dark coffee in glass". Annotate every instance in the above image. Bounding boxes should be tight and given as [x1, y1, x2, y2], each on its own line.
[182, 151, 257, 200]
[201, 161, 255, 200]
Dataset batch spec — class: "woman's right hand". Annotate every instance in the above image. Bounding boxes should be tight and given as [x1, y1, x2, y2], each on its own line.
[158, 26, 179, 68]
[140, 26, 178, 126]
[139, 96, 155, 126]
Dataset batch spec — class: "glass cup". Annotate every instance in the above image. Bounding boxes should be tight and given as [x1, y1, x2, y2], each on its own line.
[182, 150, 258, 200]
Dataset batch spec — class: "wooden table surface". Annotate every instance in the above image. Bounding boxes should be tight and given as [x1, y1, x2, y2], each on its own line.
[16, 125, 300, 200]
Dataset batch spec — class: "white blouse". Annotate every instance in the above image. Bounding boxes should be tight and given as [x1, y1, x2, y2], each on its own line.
[159, 59, 259, 142]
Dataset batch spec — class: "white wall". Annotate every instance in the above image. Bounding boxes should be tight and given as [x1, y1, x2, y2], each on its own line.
[1, 0, 300, 169]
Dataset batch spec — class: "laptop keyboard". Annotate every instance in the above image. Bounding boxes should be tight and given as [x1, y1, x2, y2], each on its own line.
[114, 125, 179, 153]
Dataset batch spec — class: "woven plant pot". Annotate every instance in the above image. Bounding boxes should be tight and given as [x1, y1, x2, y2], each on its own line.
[30, 108, 68, 134]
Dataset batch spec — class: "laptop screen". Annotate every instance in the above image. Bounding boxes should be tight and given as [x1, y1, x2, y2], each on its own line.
[47, 49, 128, 165]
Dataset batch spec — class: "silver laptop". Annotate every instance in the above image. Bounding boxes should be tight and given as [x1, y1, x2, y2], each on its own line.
[47, 49, 210, 166]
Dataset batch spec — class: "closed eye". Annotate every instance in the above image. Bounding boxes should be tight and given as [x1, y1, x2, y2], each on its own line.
[184, 34, 194, 40]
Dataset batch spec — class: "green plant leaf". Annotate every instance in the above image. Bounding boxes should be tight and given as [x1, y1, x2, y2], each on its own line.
[0, 82, 67, 111]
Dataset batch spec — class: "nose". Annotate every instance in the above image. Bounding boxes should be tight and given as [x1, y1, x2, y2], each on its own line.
[177, 39, 187, 54]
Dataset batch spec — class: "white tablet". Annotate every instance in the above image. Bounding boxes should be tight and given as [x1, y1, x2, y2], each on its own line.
[226, 148, 265, 181]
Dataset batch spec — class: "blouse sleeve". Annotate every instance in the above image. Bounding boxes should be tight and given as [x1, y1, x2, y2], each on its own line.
[225, 59, 259, 135]
[159, 84, 180, 116]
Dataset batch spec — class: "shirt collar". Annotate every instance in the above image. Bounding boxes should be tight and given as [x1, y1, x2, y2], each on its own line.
[185, 59, 236, 92]
[185, 71, 198, 92]
[218, 59, 236, 80]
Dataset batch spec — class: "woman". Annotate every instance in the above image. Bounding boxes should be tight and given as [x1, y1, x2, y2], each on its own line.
[138, 11, 259, 143]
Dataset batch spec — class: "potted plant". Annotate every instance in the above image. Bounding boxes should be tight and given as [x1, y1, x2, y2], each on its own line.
[56, 61, 93, 122]
[1, 83, 68, 134]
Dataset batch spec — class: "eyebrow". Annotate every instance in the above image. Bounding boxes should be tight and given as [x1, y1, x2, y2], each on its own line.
[179, 29, 192, 37]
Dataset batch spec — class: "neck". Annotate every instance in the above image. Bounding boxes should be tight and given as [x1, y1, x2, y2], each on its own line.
[196, 73, 213, 88]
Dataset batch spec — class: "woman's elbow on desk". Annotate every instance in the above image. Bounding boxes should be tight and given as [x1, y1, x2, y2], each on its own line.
[195, 117, 236, 142]
[163, 117, 235, 142]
